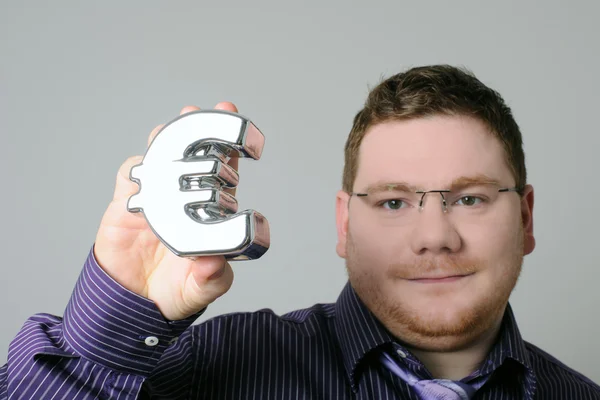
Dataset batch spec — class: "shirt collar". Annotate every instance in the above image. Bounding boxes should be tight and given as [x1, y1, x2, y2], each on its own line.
[479, 302, 534, 375]
[334, 282, 537, 395]
[334, 282, 395, 391]
[479, 303, 538, 400]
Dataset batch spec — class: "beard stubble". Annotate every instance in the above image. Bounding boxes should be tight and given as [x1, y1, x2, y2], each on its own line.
[345, 225, 525, 351]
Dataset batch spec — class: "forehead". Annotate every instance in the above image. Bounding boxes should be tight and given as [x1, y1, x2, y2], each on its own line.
[355, 115, 514, 189]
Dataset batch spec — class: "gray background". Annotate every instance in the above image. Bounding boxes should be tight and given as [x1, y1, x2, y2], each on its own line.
[1, 0, 599, 384]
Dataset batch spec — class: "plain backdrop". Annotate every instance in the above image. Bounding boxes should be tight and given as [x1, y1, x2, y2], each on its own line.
[1, 0, 599, 384]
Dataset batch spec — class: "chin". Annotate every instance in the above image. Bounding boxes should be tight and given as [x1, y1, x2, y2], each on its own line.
[366, 283, 503, 348]
[412, 292, 475, 319]
[397, 293, 476, 327]
[401, 331, 482, 353]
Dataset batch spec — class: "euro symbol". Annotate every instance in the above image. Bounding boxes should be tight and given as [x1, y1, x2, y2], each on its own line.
[127, 109, 270, 261]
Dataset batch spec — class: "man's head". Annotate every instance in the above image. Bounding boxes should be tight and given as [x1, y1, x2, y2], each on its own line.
[335, 65, 535, 352]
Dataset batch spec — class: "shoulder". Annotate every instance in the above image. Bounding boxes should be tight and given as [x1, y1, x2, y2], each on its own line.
[191, 302, 337, 338]
[525, 341, 600, 398]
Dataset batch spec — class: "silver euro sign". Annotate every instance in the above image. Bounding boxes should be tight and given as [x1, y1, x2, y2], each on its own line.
[127, 109, 270, 261]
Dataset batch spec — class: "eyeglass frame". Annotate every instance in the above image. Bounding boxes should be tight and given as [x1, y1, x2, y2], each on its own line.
[348, 186, 524, 213]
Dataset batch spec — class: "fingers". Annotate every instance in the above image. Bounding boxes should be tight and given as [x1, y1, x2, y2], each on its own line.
[146, 105, 199, 146]
[113, 155, 144, 201]
[212, 103, 241, 195]
[99, 155, 147, 231]
[180, 105, 201, 115]
[178, 103, 241, 196]
[214, 102, 238, 113]
[147, 104, 236, 146]
[142, 103, 241, 197]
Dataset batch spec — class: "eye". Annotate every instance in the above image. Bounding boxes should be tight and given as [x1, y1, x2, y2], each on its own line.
[454, 196, 484, 207]
[381, 199, 407, 210]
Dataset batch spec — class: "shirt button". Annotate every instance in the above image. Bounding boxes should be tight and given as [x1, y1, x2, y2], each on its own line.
[144, 336, 159, 347]
[396, 349, 408, 358]
[169, 337, 178, 345]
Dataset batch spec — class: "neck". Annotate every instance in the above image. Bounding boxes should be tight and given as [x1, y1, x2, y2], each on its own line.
[406, 317, 504, 380]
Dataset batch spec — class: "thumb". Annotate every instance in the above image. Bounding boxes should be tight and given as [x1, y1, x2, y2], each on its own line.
[184, 257, 234, 310]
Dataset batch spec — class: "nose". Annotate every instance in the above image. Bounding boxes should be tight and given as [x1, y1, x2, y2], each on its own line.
[409, 192, 462, 255]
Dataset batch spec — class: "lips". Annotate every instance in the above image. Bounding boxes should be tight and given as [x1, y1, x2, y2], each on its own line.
[409, 273, 473, 283]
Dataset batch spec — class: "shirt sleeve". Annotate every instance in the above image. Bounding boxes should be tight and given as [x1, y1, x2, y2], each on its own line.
[1, 245, 204, 399]
[0, 364, 7, 400]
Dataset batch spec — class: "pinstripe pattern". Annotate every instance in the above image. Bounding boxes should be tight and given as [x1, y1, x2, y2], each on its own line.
[1, 249, 599, 399]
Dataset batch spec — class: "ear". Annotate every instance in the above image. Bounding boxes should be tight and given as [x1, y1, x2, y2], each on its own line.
[336, 190, 351, 258]
[520, 184, 535, 255]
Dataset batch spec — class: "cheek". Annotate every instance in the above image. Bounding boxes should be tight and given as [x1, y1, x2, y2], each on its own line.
[348, 216, 408, 264]
[460, 217, 523, 269]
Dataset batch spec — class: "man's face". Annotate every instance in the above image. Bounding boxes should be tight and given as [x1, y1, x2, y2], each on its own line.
[336, 115, 535, 351]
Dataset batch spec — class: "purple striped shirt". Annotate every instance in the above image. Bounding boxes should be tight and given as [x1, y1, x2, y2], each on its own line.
[1, 248, 599, 399]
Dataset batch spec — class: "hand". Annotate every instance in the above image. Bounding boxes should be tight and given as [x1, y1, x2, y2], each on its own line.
[93, 102, 240, 321]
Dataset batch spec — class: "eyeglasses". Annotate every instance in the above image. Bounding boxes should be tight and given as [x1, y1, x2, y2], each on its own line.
[349, 183, 523, 224]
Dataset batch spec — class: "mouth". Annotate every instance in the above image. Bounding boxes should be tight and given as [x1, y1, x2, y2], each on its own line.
[408, 273, 474, 283]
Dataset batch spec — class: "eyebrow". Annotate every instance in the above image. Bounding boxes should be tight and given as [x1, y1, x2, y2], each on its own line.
[361, 174, 503, 194]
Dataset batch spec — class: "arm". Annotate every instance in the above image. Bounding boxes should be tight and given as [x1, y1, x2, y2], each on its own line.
[2, 102, 245, 399]
[0, 364, 6, 400]
[1, 248, 201, 399]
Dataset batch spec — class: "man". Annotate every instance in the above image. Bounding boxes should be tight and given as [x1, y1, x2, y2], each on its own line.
[1, 65, 599, 399]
